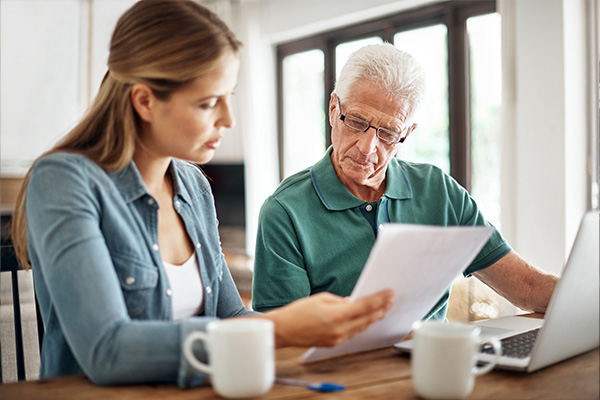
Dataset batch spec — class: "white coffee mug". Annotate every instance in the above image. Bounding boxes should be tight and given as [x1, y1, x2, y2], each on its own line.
[411, 320, 501, 400]
[183, 319, 274, 399]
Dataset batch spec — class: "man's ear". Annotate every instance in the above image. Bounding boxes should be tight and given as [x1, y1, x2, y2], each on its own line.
[130, 83, 155, 123]
[401, 123, 418, 143]
[328, 93, 338, 127]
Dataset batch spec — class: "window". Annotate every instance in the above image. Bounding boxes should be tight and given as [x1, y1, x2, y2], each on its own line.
[394, 25, 450, 173]
[281, 49, 325, 178]
[468, 13, 502, 228]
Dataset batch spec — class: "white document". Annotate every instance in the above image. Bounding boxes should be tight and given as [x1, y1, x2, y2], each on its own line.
[302, 223, 494, 362]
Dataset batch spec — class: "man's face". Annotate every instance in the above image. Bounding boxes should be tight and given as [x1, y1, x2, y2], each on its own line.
[329, 80, 414, 196]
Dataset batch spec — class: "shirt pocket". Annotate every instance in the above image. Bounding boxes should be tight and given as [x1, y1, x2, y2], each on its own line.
[112, 253, 159, 319]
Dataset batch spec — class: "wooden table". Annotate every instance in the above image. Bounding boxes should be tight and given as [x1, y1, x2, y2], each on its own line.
[1, 345, 598, 399]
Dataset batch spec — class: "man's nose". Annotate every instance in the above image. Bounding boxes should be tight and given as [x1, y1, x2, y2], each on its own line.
[356, 126, 379, 154]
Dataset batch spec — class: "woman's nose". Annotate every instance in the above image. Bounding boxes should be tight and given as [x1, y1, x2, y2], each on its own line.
[218, 97, 235, 129]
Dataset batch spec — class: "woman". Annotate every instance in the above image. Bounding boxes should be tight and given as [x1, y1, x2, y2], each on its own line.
[11, 0, 393, 387]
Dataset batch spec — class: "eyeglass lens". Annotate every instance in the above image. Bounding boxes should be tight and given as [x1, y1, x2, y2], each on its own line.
[338, 98, 405, 144]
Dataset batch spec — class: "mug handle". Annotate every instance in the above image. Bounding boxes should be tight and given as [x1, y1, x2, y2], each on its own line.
[472, 337, 501, 376]
[183, 331, 213, 375]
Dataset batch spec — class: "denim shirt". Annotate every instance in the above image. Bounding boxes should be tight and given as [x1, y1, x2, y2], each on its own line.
[25, 153, 256, 387]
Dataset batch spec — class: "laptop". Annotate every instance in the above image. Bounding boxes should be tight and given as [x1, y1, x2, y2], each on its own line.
[394, 210, 599, 372]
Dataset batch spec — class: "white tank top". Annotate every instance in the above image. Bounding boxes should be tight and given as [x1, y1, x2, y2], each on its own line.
[163, 253, 204, 321]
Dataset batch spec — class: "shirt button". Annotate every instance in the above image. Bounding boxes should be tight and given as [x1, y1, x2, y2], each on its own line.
[206, 286, 212, 294]
[196, 243, 201, 249]
[152, 243, 159, 251]
[125, 276, 135, 285]
[147, 198, 155, 206]
[166, 289, 173, 297]
[174, 200, 181, 209]
[366, 204, 373, 212]
[379, 224, 384, 231]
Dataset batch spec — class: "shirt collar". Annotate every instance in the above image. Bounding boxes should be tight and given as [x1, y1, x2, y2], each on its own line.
[310, 147, 412, 211]
[110, 161, 148, 204]
[169, 160, 193, 206]
[109, 158, 192, 205]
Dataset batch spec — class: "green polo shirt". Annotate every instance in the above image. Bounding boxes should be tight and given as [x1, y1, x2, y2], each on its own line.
[252, 148, 511, 319]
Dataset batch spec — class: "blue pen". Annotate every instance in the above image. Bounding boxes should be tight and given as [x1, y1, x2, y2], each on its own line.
[275, 377, 346, 392]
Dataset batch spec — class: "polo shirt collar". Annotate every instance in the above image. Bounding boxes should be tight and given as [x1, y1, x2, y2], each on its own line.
[385, 157, 413, 200]
[310, 147, 412, 211]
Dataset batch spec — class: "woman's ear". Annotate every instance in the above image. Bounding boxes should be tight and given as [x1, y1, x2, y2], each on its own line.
[130, 83, 155, 123]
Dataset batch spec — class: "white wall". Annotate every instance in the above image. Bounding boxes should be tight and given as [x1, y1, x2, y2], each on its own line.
[261, 0, 439, 43]
[499, 0, 592, 275]
[1, 0, 84, 176]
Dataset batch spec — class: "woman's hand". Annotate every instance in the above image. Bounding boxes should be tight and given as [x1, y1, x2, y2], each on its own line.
[259, 289, 394, 348]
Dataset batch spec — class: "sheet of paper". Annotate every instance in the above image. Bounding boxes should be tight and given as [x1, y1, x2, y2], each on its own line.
[302, 223, 494, 362]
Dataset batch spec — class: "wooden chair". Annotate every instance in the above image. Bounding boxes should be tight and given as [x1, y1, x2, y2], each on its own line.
[1, 241, 43, 383]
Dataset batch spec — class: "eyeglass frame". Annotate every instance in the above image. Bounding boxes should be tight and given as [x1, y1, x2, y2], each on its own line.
[336, 96, 410, 145]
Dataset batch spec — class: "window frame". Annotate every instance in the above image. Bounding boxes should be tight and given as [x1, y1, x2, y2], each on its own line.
[276, 0, 496, 189]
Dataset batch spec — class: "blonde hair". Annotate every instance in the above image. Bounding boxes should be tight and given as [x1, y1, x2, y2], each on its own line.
[12, 0, 242, 270]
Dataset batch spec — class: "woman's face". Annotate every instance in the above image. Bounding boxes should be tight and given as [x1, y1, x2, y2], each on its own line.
[137, 52, 240, 165]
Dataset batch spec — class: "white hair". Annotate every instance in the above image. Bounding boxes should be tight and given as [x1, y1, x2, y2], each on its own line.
[333, 43, 426, 121]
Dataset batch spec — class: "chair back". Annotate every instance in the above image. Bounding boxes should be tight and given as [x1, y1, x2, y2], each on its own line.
[1, 237, 43, 382]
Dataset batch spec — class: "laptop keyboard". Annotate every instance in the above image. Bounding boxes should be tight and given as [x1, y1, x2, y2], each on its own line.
[481, 328, 541, 359]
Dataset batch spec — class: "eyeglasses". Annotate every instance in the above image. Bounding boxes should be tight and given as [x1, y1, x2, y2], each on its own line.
[336, 97, 409, 145]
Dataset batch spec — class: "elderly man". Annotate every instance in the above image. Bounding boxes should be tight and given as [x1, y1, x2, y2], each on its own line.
[252, 43, 557, 319]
